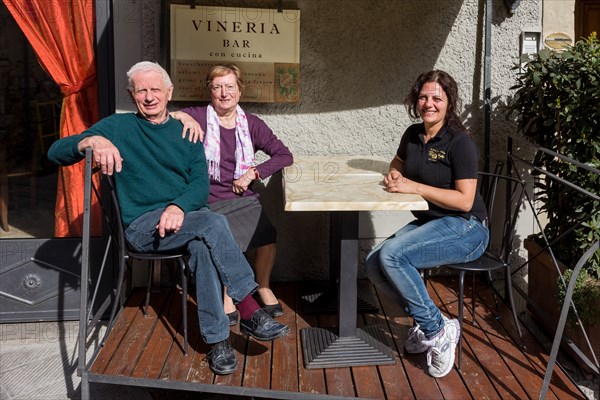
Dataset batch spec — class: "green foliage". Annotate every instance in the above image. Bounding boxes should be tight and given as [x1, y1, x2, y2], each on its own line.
[507, 34, 600, 322]
[557, 269, 600, 326]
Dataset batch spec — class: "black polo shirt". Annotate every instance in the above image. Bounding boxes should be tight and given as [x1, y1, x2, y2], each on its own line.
[397, 123, 487, 222]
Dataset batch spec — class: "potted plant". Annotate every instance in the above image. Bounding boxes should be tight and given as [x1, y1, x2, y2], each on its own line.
[506, 33, 600, 366]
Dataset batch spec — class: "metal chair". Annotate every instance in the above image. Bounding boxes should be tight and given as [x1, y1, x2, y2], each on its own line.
[34, 99, 61, 155]
[101, 173, 190, 355]
[445, 171, 526, 369]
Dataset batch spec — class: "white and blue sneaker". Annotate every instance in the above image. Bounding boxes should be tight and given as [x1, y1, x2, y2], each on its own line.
[423, 318, 461, 378]
[405, 315, 449, 354]
[404, 323, 428, 354]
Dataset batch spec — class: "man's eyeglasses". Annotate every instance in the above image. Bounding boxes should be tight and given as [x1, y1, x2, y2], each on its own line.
[209, 84, 237, 93]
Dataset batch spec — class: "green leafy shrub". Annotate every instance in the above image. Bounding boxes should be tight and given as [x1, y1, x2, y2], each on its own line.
[557, 269, 600, 326]
[507, 33, 600, 323]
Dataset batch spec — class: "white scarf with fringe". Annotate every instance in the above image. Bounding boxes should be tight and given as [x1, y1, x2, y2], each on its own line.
[204, 104, 255, 181]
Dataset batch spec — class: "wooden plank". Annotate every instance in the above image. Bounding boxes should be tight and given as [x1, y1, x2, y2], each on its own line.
[173, 288, 214, 384]
[454, 332, 502, 400]
[89, 289, 146, 374]
[431, 275, 587, 399]
[420, 278, 472, 400]
[159, 294, 200, 381]
[271, 283, 300, 392]
[185, 327, 214, 384]
[353, 308, 387, 399]
[130, 290, 182, 379]
[241, 334, 272, 389]
[320, 313, 356, 398]
[437, 276, 559, 400]
[376, 362, 416, 400]
[374, 285, 444, 399]
[213, 315, 247, 387]
[103, 290, 172, 377]
[362, 289, 415, 400]
[85, 279, 588, 400]
[472, 277, 587, 400]
[352, 365, 385, 399]
[296, 302, 327, 395]
[429, 276, 523, 399]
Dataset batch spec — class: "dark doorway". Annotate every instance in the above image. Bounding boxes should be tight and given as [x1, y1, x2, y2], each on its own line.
[575, 0, 600, 40]
[0, 3, 60, 239]
[0, 3, 110, 322]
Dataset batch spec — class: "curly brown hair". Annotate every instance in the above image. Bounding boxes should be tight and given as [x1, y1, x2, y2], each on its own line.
[404, 70, 468, 136]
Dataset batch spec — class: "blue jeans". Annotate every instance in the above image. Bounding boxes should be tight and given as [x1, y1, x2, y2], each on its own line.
[125, 207, 258, 344]
[365, 216, 489, 339]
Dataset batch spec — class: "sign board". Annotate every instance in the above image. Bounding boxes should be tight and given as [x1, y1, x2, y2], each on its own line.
[544, 32, 572, 50]
[170, 5, 300, 103]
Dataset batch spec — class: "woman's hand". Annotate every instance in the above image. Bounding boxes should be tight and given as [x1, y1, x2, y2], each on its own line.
[384, 172, 419, 194]
[171, 111, 204, 143]
[156, 205, 185, 237]
[386, 173, 478, 212]
[383, 169, 402, 187]
[232, 168, 258, 195]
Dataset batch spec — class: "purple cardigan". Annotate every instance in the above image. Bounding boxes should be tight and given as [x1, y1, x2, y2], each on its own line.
[181, 105, 293, 204]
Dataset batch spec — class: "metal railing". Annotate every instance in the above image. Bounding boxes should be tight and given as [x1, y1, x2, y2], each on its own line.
[506, 135, 600, 399]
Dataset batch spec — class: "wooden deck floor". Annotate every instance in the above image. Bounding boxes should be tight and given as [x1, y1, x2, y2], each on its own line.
[86, 277, 587, 399]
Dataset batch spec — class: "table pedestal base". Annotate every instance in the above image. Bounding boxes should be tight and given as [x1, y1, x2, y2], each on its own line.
[301, 325, 395, 369]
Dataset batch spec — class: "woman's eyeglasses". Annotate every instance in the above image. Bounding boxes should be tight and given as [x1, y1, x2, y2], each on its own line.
[209, 84, 237, 93]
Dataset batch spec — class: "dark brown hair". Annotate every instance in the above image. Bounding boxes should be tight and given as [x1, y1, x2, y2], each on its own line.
[404, 70, 468, 135]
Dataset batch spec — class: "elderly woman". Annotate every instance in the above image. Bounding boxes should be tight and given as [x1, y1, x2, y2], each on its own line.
[173, 64, 293, 323]
[365, 70, 489, 378]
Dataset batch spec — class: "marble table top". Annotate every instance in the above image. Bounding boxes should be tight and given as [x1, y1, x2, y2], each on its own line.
[283, 156, 428, 211]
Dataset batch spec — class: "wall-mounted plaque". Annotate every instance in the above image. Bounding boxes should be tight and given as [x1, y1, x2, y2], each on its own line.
[544, 32, 572, 50]
[170, 5, 300, 103]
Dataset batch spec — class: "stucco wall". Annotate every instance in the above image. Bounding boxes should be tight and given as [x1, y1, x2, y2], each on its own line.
[112, 0, 543, 281]
[543, 0, 576, 47]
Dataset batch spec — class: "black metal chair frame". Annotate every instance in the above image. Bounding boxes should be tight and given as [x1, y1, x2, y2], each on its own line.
[444, 171, 526, 370]
[98, 172, 190, 355]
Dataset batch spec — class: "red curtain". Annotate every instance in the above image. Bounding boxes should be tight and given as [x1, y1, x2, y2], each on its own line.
[3, 0, 101, 237]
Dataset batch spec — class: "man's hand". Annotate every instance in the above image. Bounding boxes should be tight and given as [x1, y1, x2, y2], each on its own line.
[156, 205, 185, 237]
[78, 136, 122, 175]
[172, 111, 204, 143]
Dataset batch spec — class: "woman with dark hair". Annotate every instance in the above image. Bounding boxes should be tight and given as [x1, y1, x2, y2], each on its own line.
[365, 70, 489, 378]
[172, 64, 293, 323]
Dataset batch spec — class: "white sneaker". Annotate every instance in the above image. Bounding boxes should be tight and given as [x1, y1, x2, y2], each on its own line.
[423, 318, 461, 378]
[405, 315, 450, 354]
[404, 323, 428, 354]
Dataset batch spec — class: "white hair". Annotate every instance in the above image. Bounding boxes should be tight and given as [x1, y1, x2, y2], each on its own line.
[126, 61, 172, 91]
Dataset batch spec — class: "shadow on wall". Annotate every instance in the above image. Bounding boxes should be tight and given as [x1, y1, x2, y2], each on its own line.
[171, 0, 472, 114]
[165, 0, 520, 281]
[253, 171, 331, 281]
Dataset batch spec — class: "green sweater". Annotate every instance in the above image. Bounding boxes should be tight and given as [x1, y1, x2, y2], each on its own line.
[47, 113, 209, 228]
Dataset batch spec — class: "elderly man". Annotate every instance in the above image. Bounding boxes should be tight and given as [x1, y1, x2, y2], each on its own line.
[47, 61, 289, 375]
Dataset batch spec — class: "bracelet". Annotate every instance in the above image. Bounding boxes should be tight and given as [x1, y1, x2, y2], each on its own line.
[242, 168, 258, 184]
